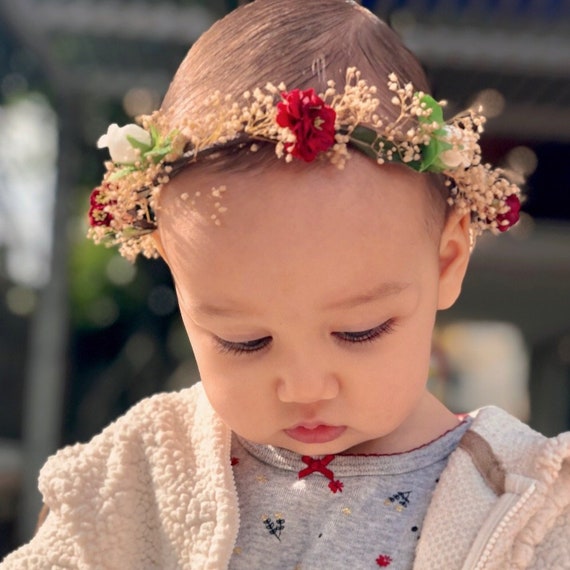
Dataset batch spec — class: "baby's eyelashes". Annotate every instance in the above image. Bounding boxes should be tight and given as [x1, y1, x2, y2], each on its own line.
[213, 335, 272, 355]
[332, 319, 397, 345]
[212, 319, 397, 356]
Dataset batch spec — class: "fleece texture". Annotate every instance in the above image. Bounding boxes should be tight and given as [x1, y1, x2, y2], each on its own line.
[1, 383, 569, 569]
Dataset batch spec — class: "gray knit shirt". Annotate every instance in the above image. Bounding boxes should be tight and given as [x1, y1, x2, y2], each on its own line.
[228, 418, 472, 570]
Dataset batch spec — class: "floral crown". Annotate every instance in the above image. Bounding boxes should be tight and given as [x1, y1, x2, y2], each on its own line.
[88, 68, 522, 260]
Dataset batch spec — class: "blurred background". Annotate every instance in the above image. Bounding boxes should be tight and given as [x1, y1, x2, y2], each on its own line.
[0, 0, 569, 554]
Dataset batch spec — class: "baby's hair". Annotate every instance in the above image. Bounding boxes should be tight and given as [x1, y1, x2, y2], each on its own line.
[160, 0, 448, 230]
[162, 0, 429, 120]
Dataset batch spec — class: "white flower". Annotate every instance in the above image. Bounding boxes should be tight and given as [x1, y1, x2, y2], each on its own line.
[97, 123, 151, 164]
[439, 126, 472, 170]
[439, 149, 465, 169]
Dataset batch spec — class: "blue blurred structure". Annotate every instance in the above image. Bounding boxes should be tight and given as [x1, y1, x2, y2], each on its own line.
[227, 0, 570, 20]
[365, 0, 569, 19]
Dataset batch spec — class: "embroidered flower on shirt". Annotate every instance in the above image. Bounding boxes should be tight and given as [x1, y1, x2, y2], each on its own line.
[230, 456, 240, 466]
[376, 554, 393, 567]
[328, 480, 344, 493]
[385, 490, 411, 511]
[263, 514, 285, 541]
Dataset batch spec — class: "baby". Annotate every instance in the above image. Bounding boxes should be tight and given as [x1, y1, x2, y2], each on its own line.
[2, 0, 569, 569]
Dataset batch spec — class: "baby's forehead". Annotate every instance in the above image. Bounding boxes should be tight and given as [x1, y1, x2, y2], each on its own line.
[160, 154, 434, 250]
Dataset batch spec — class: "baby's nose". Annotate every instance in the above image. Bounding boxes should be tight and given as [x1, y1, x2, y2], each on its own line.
[276, 368, 339, 404]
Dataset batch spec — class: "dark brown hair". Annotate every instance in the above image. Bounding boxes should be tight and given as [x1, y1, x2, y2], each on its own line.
[162, 0, 430, 126]
[160, 0, 447, 227]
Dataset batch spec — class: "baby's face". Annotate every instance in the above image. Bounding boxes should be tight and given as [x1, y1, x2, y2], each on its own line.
[158, 154, 466, 455]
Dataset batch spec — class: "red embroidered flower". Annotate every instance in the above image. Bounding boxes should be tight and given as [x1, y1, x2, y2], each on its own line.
[376, 554, 392, 567]
[328, 480, 344, 494]
[88, 184, 116, 227]
[496, 194, 521, 232]
[230, 457, 240, 466]
[276, 88, 336, 162]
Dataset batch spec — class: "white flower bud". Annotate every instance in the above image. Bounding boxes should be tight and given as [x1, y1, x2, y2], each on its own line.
[439, 149, 465, 169]
[439, 126, 472, 169]
[97, 123, 151, 164]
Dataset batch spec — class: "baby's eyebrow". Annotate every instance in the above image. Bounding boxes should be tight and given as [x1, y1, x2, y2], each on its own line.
[323, 281, 411, 311]
[191, 302, 253, 318]
[191, 281, 410, 318]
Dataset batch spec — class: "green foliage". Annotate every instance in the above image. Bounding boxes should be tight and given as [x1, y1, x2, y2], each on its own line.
[416, 94, 451, 173]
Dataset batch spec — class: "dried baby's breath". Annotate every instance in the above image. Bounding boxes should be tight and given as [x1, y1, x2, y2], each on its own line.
[88, 68, 522, 261]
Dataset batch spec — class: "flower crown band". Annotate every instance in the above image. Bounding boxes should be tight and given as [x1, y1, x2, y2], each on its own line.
[89, 68, 522, 260]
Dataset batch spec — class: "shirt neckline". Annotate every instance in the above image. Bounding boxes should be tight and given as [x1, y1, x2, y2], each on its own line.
[236, 417, 472, 477]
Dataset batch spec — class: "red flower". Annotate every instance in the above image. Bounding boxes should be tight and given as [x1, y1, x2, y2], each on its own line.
[328, 480, 344, 494]
[230, 457, 240, 466]
[496, 194, 521, 232]
[276, 88, 336, 162]
[88, 184, 116, 227]
[376, 554, 392, 567]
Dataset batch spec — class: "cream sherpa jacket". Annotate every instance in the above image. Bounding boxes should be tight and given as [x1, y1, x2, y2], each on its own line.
[2, 383, 570, 569]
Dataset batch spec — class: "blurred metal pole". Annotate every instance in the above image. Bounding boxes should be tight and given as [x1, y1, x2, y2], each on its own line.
[17, 91, 76, 541]
[0, 0, 74, 541]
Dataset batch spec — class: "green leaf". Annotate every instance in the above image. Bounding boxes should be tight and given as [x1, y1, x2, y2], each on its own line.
[144, 145, 173, 165]
[351, 125, 379, 146]
[349, 125, 402, 163]
[146, 144, 171, 156]
[417, 137, 443, 172]
[110, 166, 137, 180]
[350, 116, 455, 174]
[127, 135, 152, 153]
[413, 94, 454, 172]
[149, 124, 160, 146]
[418, 94, 444, 126]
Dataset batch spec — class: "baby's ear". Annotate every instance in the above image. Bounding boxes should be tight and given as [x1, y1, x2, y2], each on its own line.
[437, 212, 471, 310]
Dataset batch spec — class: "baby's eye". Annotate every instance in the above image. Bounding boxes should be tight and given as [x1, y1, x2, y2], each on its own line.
[333, 319, 396, 345]
[214, 335, 272, 355]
